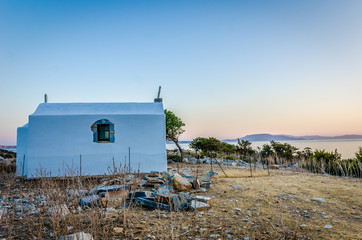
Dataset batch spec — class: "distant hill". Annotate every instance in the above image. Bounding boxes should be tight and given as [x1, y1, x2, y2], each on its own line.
[0, 145, 16, 149]
[222, 134, 362, 142]
[223, 134, 305, 142]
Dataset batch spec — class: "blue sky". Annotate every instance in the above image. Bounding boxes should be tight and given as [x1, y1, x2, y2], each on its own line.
[1, 0, 362, 144]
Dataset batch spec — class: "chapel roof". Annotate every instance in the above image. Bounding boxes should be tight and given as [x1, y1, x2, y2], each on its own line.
[31, 102, 164, 116]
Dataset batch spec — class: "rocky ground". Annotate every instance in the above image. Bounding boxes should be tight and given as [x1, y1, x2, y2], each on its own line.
[0, 149, 16, 173]
[0, 163, 360, 239]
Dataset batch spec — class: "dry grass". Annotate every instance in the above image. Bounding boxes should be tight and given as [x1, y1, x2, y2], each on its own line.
[217, 168, 270, 178]
[0, 164, 361, 239]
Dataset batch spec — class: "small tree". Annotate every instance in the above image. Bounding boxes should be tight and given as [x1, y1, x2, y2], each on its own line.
[236, 139, 254, 177]
[260, 144, 274, 174]
[189, 137, 222, 159]
[165, 109, 185, 162]
[189, 137, 203, 158]
[221, 142, 237, 157]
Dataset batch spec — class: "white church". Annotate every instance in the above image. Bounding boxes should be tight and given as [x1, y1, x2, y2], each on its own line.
[16, 94, 167, 178]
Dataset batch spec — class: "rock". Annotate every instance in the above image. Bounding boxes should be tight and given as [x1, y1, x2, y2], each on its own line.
[195, 196, 212, 205]
[171, 173, 192, 192]
[48, 204, 70, 219]
[311, 198, 327, 203]
[324, 224, 332, 229]
[156, 185, 173, 195]
[128, 191, 156, 200]
[113, 227, 123, 233]
[147, 171, 162, 178]
[79, 195, 100, 207]
[192, 178, 200, 190]
[60, 232, 93, 240]
[92, 185, 127, 195]
[200, 171, 218, 183]
[191, 200, 211, 211]
[146, 177, 165, 184]
[209, 234, 220, 238]
[135, 197, 170, 210]
[200, 182, 211, 189]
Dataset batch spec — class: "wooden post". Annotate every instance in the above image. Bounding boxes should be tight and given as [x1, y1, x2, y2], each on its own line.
[217, 160, 227, 177]
[80, 154, 82, 177]
[128, 147, 131, 174]
[22, 154, 25, 177]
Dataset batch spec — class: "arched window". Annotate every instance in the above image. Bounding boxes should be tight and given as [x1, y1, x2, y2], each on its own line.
[91, 119, 115, 143]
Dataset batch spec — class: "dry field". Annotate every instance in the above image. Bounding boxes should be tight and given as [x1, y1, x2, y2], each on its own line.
[0, 164, 360, 239]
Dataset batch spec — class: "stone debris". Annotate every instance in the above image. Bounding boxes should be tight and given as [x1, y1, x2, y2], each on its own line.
[195, 196, 213, 205]
[200, 171, 218, 183]
[77, 171, 215, 212]
[311, 198, 327, 203]
[172, 173, 192, 192]
[48, 204, 70, 219]
[113, 227, 124, 233]
[78, 195, 100, 207]
[60, 232, 93, 240]
[191, 200, 211, 211]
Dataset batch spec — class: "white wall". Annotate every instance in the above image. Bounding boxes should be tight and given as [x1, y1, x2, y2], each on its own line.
[25, 114, 166, 177]
[16, 125, 28, 177]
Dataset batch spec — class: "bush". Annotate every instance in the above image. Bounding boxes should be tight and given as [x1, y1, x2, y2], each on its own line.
[167, 154, 181, 162]
[225, 155, 236, 160]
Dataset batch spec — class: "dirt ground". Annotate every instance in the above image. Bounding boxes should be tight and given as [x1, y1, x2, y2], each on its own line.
[0, 164, 361, 239]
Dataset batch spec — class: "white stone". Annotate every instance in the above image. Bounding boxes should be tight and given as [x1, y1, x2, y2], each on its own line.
[61, 232, 93, 240]
[311, 198, 327, 203]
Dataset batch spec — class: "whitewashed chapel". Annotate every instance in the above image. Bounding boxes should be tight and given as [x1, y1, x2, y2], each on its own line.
[16, 95, 167, 178]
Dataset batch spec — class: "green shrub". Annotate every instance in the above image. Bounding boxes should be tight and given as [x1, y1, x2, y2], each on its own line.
[167, 154, 181, 162]
[225, 155, 236, 160]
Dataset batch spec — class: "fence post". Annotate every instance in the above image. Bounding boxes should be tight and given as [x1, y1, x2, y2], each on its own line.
[80, 154, 82, 177]
[128, 147, 131, 174]
[22, 154, 25, 179]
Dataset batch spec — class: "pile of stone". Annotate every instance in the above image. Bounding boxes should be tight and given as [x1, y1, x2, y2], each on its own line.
[78, 170, 218, 211]
[0, 149, 16, 173]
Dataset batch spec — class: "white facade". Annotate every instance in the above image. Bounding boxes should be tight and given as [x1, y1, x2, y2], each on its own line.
[16, 102, 167, 178]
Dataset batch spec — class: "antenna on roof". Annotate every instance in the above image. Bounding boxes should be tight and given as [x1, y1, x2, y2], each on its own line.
[154, 86, 162, 102]
[44, 94, 48, 103]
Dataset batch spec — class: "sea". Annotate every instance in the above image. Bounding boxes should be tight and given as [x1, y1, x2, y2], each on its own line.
[2, 139, 362, 159]
[166, 139, 362, 159]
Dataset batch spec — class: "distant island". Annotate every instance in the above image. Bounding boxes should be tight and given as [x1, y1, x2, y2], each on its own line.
[173, 133, 362, 144]
[223, 134, 362, 142]
[0, 145, 16, 149]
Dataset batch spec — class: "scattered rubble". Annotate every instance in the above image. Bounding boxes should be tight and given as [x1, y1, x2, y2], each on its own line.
[76, 170, 218, 212]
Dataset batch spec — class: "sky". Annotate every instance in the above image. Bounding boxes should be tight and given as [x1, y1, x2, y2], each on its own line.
[0, 0, 362, 145]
